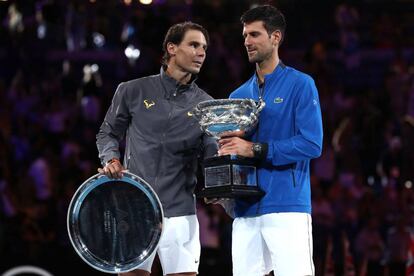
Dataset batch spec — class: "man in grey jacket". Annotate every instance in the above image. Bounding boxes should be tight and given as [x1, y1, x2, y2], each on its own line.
[96, 22, 217, 276]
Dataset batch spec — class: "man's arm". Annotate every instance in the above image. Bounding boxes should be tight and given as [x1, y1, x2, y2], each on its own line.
[265, 76, 323, 165]
[96, 83, 130, 177]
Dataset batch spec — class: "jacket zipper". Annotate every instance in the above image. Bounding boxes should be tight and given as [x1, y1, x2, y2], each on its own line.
[255, 79, 265, 215]
[291, 169, 296, 187]
[154, 87, 177, 187]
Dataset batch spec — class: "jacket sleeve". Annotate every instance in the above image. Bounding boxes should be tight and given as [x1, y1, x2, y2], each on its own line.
[96, 83, 131, 165]
[266, 76, 323, 166]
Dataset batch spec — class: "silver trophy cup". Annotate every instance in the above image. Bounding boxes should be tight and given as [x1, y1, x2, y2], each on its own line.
[193, 98, 265, 199]
[67, 172, 163, 273]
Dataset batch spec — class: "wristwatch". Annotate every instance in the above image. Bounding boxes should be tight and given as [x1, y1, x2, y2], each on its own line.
[251, 143, 268, 159]
[252, 143, 263, 158]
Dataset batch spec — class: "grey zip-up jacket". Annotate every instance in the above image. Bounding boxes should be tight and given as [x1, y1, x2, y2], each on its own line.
[96, 68, 217, 217]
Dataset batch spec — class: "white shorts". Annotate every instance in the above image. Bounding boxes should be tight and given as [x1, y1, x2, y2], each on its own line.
[232, 212, 314, 276]
[136, 215, 200, 275]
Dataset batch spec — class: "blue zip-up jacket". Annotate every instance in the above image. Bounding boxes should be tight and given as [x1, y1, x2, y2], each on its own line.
[230, 63, 323, 217]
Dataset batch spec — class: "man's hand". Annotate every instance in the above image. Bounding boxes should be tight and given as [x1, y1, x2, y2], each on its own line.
[218, 136, 254, 157]
[97, 159, 124, 179]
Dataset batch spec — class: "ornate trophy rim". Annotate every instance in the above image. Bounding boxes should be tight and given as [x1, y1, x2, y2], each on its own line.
[193, 98, 265, 138]
[195, 98, 258, 109]
[67, 172, 164, 274]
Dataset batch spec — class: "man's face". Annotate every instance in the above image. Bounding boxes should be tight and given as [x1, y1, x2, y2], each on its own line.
[242, 21, 279, 63]
[170, 29, 207, 74]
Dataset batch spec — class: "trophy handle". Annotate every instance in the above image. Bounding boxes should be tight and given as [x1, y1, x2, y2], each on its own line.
[256, 98, 266, 112]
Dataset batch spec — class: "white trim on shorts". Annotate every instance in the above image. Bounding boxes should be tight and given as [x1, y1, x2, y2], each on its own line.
[135, 214, 200, 275]
[232, 212, 314, 276]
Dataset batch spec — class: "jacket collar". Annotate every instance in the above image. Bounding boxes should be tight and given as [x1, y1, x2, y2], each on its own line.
[160, 66, 198, 94]
[253, 60, 286, 84]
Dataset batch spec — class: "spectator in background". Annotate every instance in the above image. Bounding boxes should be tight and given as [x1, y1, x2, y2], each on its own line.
[354, 217, 385, 275]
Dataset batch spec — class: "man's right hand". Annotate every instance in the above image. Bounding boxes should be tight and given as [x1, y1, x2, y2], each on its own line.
[97, 158, 124, 179]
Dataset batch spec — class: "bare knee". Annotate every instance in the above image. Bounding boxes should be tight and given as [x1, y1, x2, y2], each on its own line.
[118, 269, 150, 276]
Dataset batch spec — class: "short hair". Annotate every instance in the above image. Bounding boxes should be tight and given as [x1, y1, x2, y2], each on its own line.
[240, 5, 286, 43]
[162, 21, 209, 65]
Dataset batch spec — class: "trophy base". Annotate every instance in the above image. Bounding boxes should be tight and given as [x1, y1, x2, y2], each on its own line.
[198, 155, 264, 200]
[197, 155, 265, 200]
[197, 185, 264, 199]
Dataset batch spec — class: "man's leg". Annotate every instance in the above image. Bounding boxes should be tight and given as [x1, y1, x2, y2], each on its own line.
[118, 247, 156, 276]
[232, 216, 266, 276]
[119, 269, 150, 276]
[261, 213, 314, 276]
[158, 215, 200, 275]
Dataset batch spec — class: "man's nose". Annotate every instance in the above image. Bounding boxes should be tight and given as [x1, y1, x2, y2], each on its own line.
[197, 48, 206, 57]
[244, 37, 251, 47]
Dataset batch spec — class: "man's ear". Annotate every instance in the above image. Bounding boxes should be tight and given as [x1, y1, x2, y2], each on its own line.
[271, 30, 282, 46]
[167, 42, 177, 57]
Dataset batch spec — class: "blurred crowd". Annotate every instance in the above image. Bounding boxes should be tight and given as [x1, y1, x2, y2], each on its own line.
[1, 0, 414, 275]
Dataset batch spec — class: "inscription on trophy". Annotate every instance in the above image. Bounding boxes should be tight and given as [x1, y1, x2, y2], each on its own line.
[205, 165, 231, 187]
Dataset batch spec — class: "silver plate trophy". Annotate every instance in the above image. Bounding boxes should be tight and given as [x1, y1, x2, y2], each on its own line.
[193, 98, 265, 199]
[67, 172, 163, 274]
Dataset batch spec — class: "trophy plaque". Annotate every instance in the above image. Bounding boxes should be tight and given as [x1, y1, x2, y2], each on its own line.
[193, 98, 265, 199]
[67, 172, 163, 274]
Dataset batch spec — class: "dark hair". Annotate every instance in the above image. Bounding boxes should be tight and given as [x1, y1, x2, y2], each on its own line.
[162, 21, 209, 65]
[240, 5, 286, 43]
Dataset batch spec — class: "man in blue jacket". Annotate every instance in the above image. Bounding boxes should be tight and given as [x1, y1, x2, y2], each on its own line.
[218, 5, 323, 276]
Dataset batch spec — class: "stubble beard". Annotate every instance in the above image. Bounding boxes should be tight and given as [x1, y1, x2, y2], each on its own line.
[248, 49, 273, 64]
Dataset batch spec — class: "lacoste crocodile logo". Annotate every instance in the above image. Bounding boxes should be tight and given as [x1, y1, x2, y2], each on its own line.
[144, 99, 155, 109]
[274, 97, 284, 104]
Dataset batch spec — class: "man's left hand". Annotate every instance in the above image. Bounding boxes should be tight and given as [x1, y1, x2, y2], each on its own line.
[218, 137, 253, 157]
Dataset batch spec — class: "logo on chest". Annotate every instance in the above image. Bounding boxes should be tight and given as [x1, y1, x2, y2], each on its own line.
[143, 99, 155, 109]
[274, 97, 284, 104]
